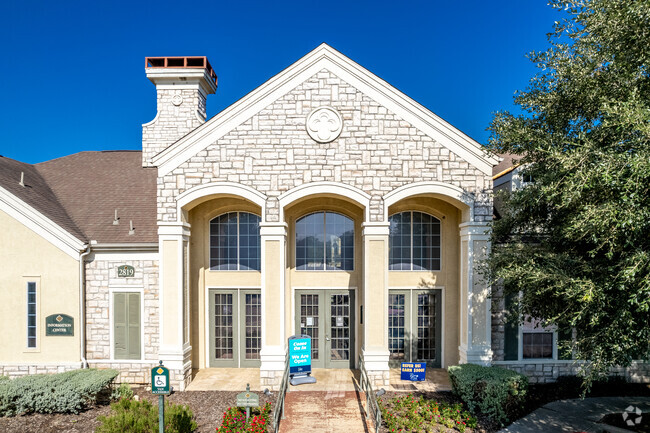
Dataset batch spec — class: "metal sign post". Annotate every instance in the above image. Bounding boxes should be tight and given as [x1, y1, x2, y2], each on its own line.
[151, 361, 170, 433]
[236, 383, 259, 422]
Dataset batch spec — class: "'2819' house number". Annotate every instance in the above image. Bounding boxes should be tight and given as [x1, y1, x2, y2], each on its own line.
[117, 265, 135, 278]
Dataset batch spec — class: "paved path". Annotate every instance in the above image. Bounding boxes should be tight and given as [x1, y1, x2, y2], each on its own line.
[499, 396, 650, 433]
[278, 390, 375, 433]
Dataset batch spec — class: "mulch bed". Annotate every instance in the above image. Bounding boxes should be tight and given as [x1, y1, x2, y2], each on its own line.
[0, 387, 276, 433]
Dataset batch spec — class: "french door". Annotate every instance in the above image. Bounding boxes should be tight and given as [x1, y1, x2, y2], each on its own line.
[295, 289, 355, 368]
[208, 289, 261, 368]
[388, 289, 442, 368]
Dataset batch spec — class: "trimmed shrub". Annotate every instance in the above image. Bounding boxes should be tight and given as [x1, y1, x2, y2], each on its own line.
[0, 368, 119, 416]
[96, 398, 197, 433]
[448, 364, 528, 425]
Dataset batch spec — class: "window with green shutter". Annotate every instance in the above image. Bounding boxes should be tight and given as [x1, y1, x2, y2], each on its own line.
[114, 292, 141, 360]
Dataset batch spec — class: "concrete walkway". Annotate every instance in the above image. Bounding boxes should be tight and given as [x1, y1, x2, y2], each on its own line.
[500, 396, 650, 433]
[278, 390, 375, 433]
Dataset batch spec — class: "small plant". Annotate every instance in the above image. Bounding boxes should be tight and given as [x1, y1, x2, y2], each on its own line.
[448, 364, 528, 425]
[97, 397, 197, 433]
[111, 382, 134, 401]
[216, 402, 272, 433]
[379, 394, 477, 433]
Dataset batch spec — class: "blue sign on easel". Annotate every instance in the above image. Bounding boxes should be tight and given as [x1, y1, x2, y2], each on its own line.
[400, 362, 426, 381]
[289, 336, 312, 375]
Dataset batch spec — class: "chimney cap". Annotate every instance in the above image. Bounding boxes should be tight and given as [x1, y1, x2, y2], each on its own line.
[145, 56, 217, 86]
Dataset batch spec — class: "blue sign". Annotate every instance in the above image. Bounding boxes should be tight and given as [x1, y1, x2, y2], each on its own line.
[400, 362, 426, 381]
[289, 337, 311, 375]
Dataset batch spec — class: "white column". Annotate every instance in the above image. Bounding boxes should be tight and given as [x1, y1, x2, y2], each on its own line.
[259, 222, 287, 389]
[157, 223, 192, 379]
[361, 222, 391, 386]
[458, 222, 492, 365]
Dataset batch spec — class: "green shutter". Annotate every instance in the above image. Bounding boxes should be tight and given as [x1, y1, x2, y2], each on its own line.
[114, 293, 141, 360]
[114, 293, 128, 359]
[128, 293, 141, 359]
[503, 294, 519, 361]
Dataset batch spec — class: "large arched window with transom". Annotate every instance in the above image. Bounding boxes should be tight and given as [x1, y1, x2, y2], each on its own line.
[389, 211, 441, 271]
[210, 212, 261, 271]
[295, 212, 354, 271]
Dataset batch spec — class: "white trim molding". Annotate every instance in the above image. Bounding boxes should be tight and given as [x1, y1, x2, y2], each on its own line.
[383, 181, 475, 222]
[278, 181, 371, 222]
[0, 186, 86, 258]
[152, 43, 498, 177]
[176, 182, 267, 221]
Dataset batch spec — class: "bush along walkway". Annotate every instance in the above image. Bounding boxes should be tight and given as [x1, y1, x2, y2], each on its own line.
[499, 396, 650, 433]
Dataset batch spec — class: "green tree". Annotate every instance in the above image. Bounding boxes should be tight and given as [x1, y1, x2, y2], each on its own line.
[487, 0, 650, 384]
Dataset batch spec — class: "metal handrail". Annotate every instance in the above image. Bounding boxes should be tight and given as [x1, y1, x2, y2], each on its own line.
[272, 353, 290, 433]
[358, 355, 382, 431]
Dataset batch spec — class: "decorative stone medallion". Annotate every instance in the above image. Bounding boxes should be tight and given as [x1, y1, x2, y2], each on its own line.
[171, 94, 183, 106]
[306, 106, 343, 143]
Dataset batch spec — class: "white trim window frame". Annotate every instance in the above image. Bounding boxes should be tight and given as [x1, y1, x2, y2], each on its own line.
[209, 212, 262, 272]
[518, 319, 558, 361]
[26, 280, 38, 350]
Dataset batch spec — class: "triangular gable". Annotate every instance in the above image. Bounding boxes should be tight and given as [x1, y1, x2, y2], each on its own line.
[152, 43, 498, 177]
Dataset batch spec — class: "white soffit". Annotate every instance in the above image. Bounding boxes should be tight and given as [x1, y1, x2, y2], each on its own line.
[153, 43, 498, 177]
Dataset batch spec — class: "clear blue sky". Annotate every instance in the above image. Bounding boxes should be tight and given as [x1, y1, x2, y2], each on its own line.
[1, 0, 561, 164]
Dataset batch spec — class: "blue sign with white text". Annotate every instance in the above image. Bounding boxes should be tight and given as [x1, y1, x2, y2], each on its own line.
[400, 362, 426, 381]
[289, 337, 312, 375]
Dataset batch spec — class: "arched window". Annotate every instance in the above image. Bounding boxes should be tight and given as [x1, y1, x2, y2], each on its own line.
[210, 212, 261, 271]
[296, 212, 354, 271]
[389, 211, 441, 271]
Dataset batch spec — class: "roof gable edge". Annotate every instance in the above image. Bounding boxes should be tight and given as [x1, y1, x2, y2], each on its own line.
[154, 43, 498, 177]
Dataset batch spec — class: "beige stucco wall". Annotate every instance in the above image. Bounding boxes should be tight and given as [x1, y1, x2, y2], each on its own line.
[187, 198, 262, 368]
[387, 197, 462, 368]
[0, 210, 80, 363]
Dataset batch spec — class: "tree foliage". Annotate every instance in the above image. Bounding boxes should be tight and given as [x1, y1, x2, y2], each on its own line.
[487, 0, 650, 382]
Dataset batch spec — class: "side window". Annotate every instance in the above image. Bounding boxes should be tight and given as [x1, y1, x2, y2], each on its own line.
[27, 282, 37, 348]
[389, 211, 441, 271]
[210, 212, 261, 271]
[295, 212, 354, 271]
[114, 292, 141, 360]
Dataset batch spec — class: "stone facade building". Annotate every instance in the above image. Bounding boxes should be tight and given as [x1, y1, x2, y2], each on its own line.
[1, 44, 645, 389]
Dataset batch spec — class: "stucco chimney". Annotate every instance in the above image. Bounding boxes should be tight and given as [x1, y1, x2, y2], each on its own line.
[142, 56, 218, 167]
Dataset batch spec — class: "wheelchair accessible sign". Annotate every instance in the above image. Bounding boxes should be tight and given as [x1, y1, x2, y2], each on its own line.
[289, 336, 312, 375]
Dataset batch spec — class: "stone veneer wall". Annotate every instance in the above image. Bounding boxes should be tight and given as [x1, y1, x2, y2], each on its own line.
[495, 361, 650, 384]
[155, 69, 494, 387]
[0, 364, 80, 378]
[85, 256, 160, 385]
[156, 69, 493, 224]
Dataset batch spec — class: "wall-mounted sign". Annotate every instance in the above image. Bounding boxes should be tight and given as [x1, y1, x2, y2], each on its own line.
[151, 363, 170, 395]
[117, 265, 135, 278]
[45, 314, 74, 336]
[401, 362, 427, 381]
[288, 336, 312, 375]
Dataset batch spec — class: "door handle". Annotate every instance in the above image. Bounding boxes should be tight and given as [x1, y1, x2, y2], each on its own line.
[326, 336, 331, 341]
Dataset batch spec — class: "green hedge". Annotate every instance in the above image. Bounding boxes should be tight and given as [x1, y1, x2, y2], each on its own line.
[0, 369, 119, 416]
[448, 364, 528, 425]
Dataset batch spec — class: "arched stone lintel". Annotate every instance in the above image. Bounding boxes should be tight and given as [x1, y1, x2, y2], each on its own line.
[383, 181, 475, 222]
[277, 181, 372, 222]
[175, 182, 267, 222]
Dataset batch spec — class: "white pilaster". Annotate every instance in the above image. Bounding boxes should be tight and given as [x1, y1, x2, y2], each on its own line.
[458, 222, 492, 365]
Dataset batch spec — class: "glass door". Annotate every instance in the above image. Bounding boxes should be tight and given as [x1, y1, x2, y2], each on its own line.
[208, 289, 261, 368]
[296, 289, 355, 369]
[388, 289, 441, 367]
